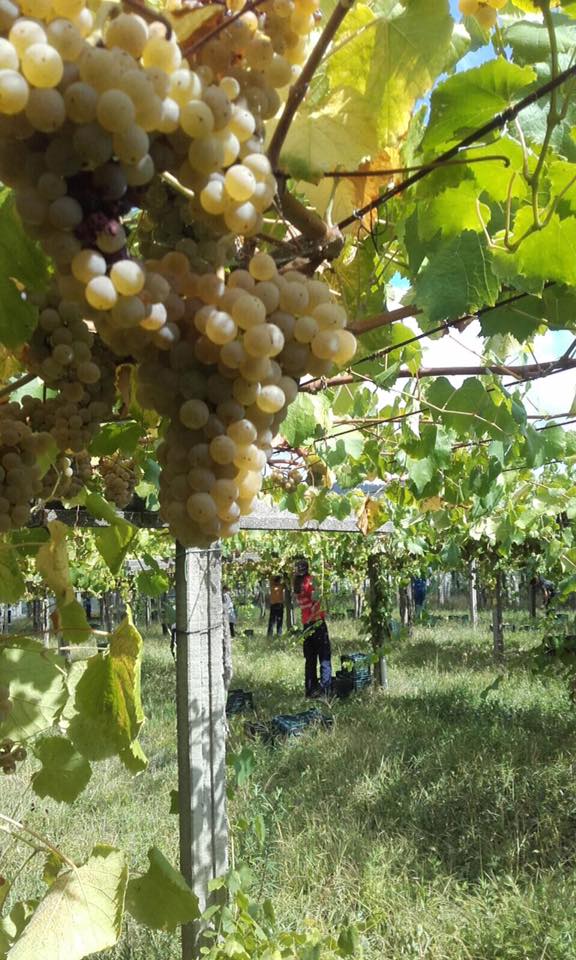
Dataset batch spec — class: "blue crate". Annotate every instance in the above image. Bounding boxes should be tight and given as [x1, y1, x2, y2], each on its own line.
[226, 689, 254, 716]
[341, 652, 371, 680]
[270, 708, 333, 738]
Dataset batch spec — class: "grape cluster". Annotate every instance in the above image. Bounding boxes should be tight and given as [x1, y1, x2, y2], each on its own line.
[0, 1, 357, 545]
[0, 737, 26, 775]
[41, 450, 93, 501]
[100, 454, 137, 509]
[135, 251, 356, 545]
[458, 0, 505, 28]
[0, 402, 53, 532]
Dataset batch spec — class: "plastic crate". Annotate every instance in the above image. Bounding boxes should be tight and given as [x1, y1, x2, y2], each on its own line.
[226, 689, 254, 716]
[333, 670, 372, 698]
[270, 708, 333, 738]
[341, 652, 371, 680]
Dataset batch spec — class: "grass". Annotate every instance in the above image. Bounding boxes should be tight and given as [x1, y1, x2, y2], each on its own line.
[4, 613, 576, 958]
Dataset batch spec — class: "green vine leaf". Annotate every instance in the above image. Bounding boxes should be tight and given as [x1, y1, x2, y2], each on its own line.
[0, 544, 26, 603]
[0, 191, 48, 350]
[414, 232, 499, 324]
[422, 59, 536, 153]
[0, 639, 67, 741]
[125, 848, 199, 932]
[31, 737, 92, 803]
[281, 394, 331, 447]
[7, 845, 127, 960]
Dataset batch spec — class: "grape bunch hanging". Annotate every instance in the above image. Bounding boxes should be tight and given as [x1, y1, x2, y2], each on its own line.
[0, 0, 357, 546]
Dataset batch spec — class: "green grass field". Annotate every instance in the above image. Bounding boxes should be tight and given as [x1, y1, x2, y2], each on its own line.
[4, 614, 576, 959]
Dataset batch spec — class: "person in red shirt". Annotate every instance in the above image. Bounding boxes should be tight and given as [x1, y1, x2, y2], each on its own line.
[293, 559, 332, 697]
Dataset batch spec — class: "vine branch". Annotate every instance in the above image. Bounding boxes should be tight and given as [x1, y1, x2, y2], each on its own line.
[267, 0, 355, 169]
[300, 357, 576, 394]
[0, 372, 36, 400]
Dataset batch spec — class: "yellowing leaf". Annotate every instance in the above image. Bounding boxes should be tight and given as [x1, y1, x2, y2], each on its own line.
[327, 0, 455, 149]
[166, 3, 221, 44]
[36, 521, 73, 605]
[60, 599, 92, 646]
[281, 88, 379, 182]
[68, 612, 147, 772]
[357, 497, 385, 535]
[345, 150, 401, 232]
[421, 496, 444, 512]
[8, 845, 127, 960]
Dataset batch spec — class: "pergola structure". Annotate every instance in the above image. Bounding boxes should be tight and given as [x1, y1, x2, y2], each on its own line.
[33, 498, 389, 959]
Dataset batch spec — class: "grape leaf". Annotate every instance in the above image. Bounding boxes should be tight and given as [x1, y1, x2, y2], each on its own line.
[516, 214, 576, 287]
[7, 845, 127, 960]
[136, 570, 170, 598]
[479, 295, 546, 340]
[93, 522, 139, 576]
[407, 456, 435, 494]
[0, 543, 26, 602]
[0, 639, 67, 741]
[126, 848, 198, 932]
[424, 377, 515, 439]
[32, 737, 92, 803]
[422, 60, 536, 153]
[89, 421, 141, 457]
[59, 599, 92, 647]
[504, 16, 576, 65]
[0, 191, 48, 350]
[414, 231, 499, 324]
[35, 520, 73, 605]
[326, 0, 455, 149]
[68, 613, 147, 772]
[418, 180, 491, 240]
[281, 394, 331, 447]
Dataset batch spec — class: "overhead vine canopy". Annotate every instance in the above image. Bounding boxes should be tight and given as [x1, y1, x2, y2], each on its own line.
[0, 0, 575, 590]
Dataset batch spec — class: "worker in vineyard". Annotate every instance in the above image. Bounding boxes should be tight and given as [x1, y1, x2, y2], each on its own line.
[293, 559, 332, 698]
[267, 575, 285, 638]
[412, 576, 427, 619]
[222, 585, 237, 638]
[539, 576, 557, 610]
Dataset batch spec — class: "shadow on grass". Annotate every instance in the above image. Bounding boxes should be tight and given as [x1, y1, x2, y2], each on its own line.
[261, 676, 576, 885]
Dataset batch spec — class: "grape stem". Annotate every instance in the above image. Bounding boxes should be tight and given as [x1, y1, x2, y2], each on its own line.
[0, 372, 36, 400]
[349, 304, 421, 336]
[181, 0, 271, 58]
[267, 0, 356, 169]
[313, 155, 511, 179]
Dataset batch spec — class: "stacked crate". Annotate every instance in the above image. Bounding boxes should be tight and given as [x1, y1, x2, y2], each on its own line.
[333, 652, 372, 697]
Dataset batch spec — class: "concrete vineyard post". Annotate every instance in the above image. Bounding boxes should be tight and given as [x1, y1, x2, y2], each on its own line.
[175, 542, 228, 960]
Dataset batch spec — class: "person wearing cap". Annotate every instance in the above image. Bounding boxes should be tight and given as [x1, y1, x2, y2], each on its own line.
[293, 559, 332, 698]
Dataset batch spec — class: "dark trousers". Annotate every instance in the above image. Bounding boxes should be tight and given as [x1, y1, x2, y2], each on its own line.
[229, 622, 235, 637]
[267, 602, 284, 636]
[303, 619, 332, 694]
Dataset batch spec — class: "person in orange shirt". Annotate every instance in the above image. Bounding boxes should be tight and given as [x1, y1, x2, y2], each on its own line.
[267, 575, 285, 638]
[293, 559, 332, 698]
